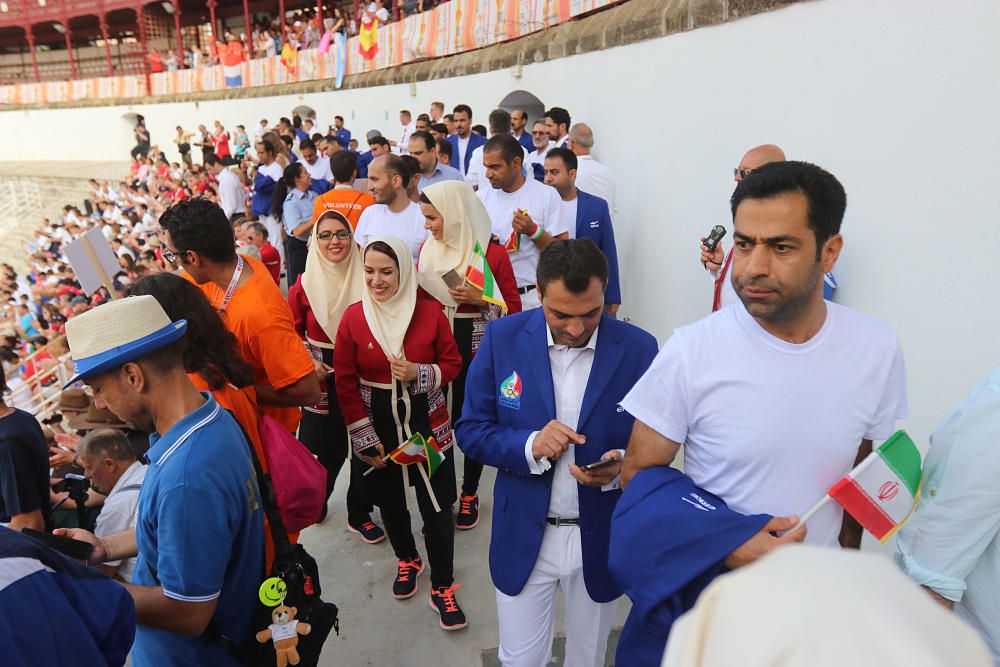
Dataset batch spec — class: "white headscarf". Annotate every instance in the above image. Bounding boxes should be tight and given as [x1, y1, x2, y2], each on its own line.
[361, 235, 416, 359]
[301, 210, 364, 343]
[661, 545, 992, 667]
[416, 180, 492, 309]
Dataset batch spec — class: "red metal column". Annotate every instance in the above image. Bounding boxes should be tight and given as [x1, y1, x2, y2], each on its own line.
[25, 25, 40, 83]
[353, 0, 359, 21]
[279, 0, 286, 36]
[63, 19, 77, 79]
[99, 12, 114, 76]
[392, 0, 399, 21]
[242, 0, 252, 52]
[316, 0, 324, 24]
[135, 2, 151, 94]
[207, 0, 218, 39]
[171, 0, 184, 62]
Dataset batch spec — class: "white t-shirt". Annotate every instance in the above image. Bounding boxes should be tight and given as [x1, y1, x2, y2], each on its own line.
[574, 155, 617, 220]
[258, 161, 283, 182]
[620, 302, 908, 547]
[561, 196, 579, 239]
[398, 122, 416, 155]
[466, 143, 530, 191]
[478, 177, 565, 290]
[354, 201, 429, 264]
[456, 135, 471, 174]
[527, 143, 554, 173]
[302, 156, 333, 183]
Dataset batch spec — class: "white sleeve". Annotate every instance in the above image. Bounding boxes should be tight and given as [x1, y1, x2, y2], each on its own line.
[619, 332, 690, 445]
[864, 338, 908, 441]
[465, 149, 481, 187]
[544, 187, 567, 237]
[354, 209, 371, 247]
[93, 495, 136, 566]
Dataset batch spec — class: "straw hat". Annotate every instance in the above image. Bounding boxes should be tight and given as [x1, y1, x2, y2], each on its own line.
[64, 295, 187, 388]
[68, 402, 130, 430]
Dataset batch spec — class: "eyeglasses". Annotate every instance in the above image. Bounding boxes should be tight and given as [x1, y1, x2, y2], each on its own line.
[734, 167, 754, 179]
[316, 230, 352, 241]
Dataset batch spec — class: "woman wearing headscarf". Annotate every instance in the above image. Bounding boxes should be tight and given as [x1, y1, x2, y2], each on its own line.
[288, 210, 383, 541]
[334, 235, 466, 631]
[416, 180, 521, 530]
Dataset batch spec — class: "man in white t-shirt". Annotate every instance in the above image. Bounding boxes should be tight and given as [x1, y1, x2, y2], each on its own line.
[478, 134, 567, 309]
[621, 160, 908, 560]
[354, 154, 428, 263]
[466, 109, 529, 191]
[299, 139, 334, 183]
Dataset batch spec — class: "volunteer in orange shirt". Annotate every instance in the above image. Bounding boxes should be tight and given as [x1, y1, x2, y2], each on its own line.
[159, 198, 320, 433]
[311, 150, 374, 229]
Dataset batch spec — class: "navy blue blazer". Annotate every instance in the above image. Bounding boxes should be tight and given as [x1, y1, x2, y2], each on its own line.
[574, 190, 621, 305]
[447, 132, 486, 175]
[514, 131, 535, 154]
[455, 309, 658, 602]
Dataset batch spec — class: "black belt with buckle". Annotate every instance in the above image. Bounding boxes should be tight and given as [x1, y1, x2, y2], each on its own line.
[546, 517, 578, 526]
[518, 284, 536, 295]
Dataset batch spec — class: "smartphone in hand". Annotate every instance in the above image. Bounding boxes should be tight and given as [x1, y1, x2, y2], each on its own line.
[577, 457, 620, 472]
[441, 269, 464, 290]
[21, 528, 93, 562]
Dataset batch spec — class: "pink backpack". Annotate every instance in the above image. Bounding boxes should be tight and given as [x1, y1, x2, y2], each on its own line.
[256, 412, 327, 533]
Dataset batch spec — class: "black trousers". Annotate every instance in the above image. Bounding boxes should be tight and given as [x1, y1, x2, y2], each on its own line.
[285, 237, 308, 288]
[297, 367, 374, 525]
[451, 317, 484, 496]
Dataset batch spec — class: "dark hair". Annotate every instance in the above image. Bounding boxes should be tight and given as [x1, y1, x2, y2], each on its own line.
[299, 138, 316, 153]
[0, 364, 8, 396]
[400, 109, 411, 118]
[203, 154, 222, 167]
[730, 161, 847, 260]
[280, 135, 294, 149]
[416, 113, 430, 122]
[419, 192, 432, 205]
[159, 198, 236, 263]
[488, 108, 512, 134]
[545, 146, 577, 171]
[272, 162, 307, 221]
[129, 273, 256, 390]
[471, 125, 487, 137]
[536, 238, 608, 296]
[409, 130, 435, 152]
[292, 115, 302, 128]
[246, 221, 268, 239]
[436, 138, 452, 160]
[369, 136, 389, 149]
[383, 154, 411, 189]
[483, 134, 523, 165]
[544, 106, 571, 130]
[400, 155, 421, 184]
[334, 115, 344, 122]
[431, 123, 448, 135]
[258, 139, 276, 157]
[364, 240, 399, 268]
[331, 150, 358, 183]
[452, 104, 472, 118]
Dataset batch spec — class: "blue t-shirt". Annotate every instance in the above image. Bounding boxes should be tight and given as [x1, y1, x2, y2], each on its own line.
[132, 394, 264, 666]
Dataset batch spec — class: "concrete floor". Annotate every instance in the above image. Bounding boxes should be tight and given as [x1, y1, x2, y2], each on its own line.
[298, 447, 629, 667]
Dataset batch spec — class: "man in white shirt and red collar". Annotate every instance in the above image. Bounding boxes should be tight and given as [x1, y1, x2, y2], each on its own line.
[621, 160, 908, 554]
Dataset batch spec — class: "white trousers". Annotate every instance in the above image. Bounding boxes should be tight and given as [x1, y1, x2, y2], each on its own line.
[496, 525, 617, 667]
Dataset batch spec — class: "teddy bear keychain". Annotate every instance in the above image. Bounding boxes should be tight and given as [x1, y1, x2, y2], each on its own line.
[256, 576, 312, 667]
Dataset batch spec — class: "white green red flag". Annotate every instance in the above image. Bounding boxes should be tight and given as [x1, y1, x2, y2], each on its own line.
[387, 433, 428, 466]
[424, 436, 445, 477]
[465, 241, 508, 312]
[828, 430, 922, 542]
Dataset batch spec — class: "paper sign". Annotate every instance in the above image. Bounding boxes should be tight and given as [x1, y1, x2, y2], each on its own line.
[64, 227, 122, 297]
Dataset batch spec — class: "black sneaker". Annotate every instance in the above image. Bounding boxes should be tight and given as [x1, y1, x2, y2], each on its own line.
[456, 494, 479, 530]
[393, 556, 424, 599]
[429, 584, 467, 630]
[348, 519, 386, 544]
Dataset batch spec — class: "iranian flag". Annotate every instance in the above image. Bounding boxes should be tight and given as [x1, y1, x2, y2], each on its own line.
[424, 437, 445, 477]
[387, 433, 429, 466]
[828, 430, 922, 542]
[464, 241, 508, 312]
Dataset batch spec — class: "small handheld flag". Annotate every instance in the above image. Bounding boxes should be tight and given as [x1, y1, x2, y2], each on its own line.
[424, 436, 445, 477]
[464, 241, 508, 312]
[387, 433, 429, 467]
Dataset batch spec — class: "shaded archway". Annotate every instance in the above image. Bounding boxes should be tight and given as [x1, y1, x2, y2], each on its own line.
[497, 89, 545, 126]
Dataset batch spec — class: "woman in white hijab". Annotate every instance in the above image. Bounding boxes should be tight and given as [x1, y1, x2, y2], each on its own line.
[416, 180, 521, 530]
[333, 235, 468, 630]
[661, 545, 992, 667]
[288, 210, 382, 537]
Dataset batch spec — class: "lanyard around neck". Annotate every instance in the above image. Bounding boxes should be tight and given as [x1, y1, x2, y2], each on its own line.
[219, 255, 244, 312]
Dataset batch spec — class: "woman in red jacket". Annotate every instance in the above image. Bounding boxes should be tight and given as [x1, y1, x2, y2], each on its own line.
[288, 210, 382, 541]
[334, 235, 467, 631]
[416, 180, 521, 530]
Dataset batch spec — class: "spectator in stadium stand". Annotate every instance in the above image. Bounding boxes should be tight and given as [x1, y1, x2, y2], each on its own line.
[511, 109, 534, 153]
[148, 48, 164, 73]
[543, 147, 621, 315]
[287, 210, 383, 537]
[0, 525, 135, 666]
[173, 125, 194, 167]
[312, 150, 376, 230]
[299, 138, 334, 188]
[74, 429, 146, 583]
[333, 235, 467, 629]
[233, 125, 251, 160]
[478, 134, 568, 310]
[273, 162, 317, 288]
[159, 198, 321, 433]
[204, 154, 246, 222]
[429, 100, 445, 124]
[252, 138, 287, 271]
[544, 107, 572, 148]
[354, 154, 430, 263]
[243, 222, 281, 284]
[409, 131, 464, 193]
[211, 121, 232, 165]
[417, 180, 521, 530]
[333, 115, 352, 149]
[129, 271, 296, 565]
[57, 295, 265, 666]
[0, 364, 50, 532]
[263, 129, 294, 167]
[447, 104, 486, 177]
[568, 123, 618, 222]
[196, 123, 215, 162]
[526, 120, 554, 182]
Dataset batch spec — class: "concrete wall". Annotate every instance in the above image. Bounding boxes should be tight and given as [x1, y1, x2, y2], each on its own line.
[3, 0, 999, 448]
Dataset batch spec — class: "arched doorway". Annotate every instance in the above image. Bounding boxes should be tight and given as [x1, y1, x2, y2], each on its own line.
[497, 90, 545, 126]
[292, 104, 317, 120]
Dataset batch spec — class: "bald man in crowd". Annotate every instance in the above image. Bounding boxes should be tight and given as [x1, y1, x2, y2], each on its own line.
[567, 123, 617, 221]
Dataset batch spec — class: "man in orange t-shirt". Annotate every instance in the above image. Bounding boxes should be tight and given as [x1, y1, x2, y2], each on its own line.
[160, 198, 320, 433]
[311, 150, 374, 229]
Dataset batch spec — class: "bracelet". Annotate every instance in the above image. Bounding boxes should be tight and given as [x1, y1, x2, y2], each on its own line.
[529, 224, 545, 242]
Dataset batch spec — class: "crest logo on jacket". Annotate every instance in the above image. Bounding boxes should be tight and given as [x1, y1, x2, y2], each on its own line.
[498, 371, 522, 410]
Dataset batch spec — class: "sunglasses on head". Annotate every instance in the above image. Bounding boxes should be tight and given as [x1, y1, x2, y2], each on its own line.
[734, 167, 754, 179]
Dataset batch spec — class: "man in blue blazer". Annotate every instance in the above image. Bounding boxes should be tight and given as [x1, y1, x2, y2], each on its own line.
[446, 104, 486, 176]
[543, 147, 622, 315]
[456, 239, 657, 667]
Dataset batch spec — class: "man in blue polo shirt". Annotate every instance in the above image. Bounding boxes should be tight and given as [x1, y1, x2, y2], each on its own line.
[57, 295, 264, 667]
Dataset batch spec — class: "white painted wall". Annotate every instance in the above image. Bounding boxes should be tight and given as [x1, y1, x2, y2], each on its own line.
[3, 0, 999, 449]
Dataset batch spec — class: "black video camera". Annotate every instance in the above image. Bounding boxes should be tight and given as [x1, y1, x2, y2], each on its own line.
[53, 473, 90, 502]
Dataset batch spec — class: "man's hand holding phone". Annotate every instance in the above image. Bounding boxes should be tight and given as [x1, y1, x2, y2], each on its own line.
[570, 450, 623, 487]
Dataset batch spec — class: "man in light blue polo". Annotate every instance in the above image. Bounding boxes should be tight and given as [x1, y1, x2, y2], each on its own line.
[56, 295, 264, 667]
[408, 130, 463, 192]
